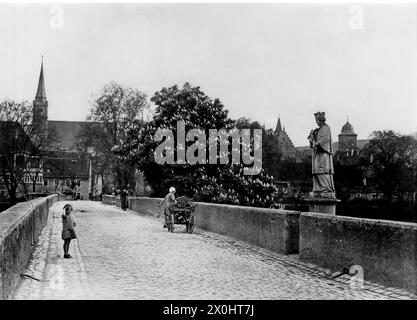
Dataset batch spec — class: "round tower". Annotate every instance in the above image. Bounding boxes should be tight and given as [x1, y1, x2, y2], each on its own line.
[338, 118, 357, 153]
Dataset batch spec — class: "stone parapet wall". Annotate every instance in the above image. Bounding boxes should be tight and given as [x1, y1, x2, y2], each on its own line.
[128, 197, 300, 255]
[0, 194, 60, 299]
[299, 212, 417, 294]
[102, 195, 115, 205]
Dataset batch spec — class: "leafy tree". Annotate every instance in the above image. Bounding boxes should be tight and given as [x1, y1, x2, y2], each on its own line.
[262, 130, 283, 176]
[76, 82, 149, 190]
[333, 153, 364, 202]
[128, 82, 232, 195]
[124, 83, 278, 207]
[360, 130, 417, 203]
[234, 118, 312, 207]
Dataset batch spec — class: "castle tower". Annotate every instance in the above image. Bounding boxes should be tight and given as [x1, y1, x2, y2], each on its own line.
[33, 58, 48, 133]
[338, 118, 358, 153]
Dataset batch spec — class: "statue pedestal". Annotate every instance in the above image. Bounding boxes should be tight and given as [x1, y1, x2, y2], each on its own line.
[304, 192, 340, 215]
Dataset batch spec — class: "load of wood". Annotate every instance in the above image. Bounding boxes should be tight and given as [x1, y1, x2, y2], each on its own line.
[173, 196, 197, 210]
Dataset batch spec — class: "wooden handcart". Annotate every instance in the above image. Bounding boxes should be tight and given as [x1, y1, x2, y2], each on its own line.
[166, 197, 197, 233]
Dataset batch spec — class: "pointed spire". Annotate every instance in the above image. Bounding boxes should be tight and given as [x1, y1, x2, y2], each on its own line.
[35, 57, 46, 100]
[275, 117, 282, 133]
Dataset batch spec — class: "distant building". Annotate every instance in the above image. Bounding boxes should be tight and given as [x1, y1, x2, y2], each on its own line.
[268, 117, 296, 160]
[337, 119, 358, 153]
[0, 61, 95, 200]
[35, 62, 91, 198]
[5, 59, 147, 200]
[334, 119, 369, 159]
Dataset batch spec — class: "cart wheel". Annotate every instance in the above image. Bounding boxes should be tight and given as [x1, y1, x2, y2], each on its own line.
[188, 216, 195, 234]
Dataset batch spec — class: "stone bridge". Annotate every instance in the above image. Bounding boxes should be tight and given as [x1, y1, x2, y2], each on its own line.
[1, 195, 416, 299]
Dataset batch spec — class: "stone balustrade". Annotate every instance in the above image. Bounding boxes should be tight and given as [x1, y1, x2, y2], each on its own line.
[0, 193, 64, 299]
[124, 196, 417, 294]
[128, 197, 300, 255]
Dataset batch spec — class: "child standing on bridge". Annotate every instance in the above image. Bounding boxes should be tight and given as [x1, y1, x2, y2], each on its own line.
[62, 204, 77, 259]
[158, 187, 177, 228]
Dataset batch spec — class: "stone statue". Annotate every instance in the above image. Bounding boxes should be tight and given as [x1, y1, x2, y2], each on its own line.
[307, 112, 335, 196]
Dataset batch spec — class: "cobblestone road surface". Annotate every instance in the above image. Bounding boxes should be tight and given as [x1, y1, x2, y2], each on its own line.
[13, 201, 417, 300]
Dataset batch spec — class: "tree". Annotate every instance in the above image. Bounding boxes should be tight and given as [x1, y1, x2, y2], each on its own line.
[262, 129, 283, 176]
[126, 82, 233, 195]
[124, 83, 278, 208]
[0, 99, 54, 204]
[360, 130, 417, 204]
[333, 153, 364, 202]
[76, 82, 149, 190]
[25, 127, 56, 193]
[404, 134, 417, 216]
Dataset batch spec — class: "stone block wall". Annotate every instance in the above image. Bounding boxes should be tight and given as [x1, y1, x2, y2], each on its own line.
[102, 195, 115, 205]
[0, 194, 60, 299]
[299, 212, 417, 294]
[128, 197, 300, 255]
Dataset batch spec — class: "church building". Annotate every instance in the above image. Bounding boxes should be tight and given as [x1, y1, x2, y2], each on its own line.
[273, 117, 296, 159]
[29, 60, 98, 199]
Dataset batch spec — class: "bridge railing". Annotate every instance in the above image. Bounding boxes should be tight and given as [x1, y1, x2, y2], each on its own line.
[0, 193, 64, 300]
[123, 196, 417, 294]
[127, 197, 300, 255]
[300, 212, 417, 294]
[102, 194, 116, 205]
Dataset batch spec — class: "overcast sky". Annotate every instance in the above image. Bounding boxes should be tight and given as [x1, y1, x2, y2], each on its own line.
[0, 3, 416, 146]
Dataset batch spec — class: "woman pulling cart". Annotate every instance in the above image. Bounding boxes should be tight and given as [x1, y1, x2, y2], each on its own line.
[158, 188, 197, 233]
[158, 187, 177, 230]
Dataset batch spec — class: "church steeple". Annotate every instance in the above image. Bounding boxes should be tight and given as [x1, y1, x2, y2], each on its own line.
[275, 117, 282, 133]
[35, 57, 46, 101]
[33, 57, 48, 132]
[273, 116, 296, 159]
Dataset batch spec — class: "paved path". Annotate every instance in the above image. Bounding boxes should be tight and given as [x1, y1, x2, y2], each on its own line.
[13, 201, 417, 300]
